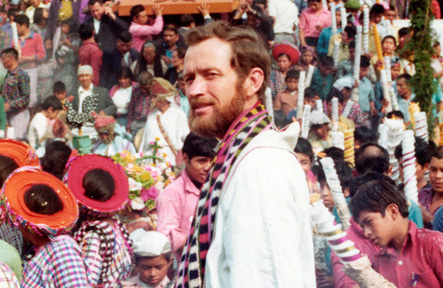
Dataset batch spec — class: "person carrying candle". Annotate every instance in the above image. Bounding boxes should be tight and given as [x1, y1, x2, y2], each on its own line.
[327, 24, 356, 64]
[274, 69, 300, 124]
[66, 154, 133, 287]
[1, 167, 89, 288]
[349, 178, 443, 287]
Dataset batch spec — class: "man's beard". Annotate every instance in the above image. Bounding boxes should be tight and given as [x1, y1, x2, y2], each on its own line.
[188, 82, 246, 139]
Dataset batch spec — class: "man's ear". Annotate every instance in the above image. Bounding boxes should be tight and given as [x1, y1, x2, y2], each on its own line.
[386, 203, 401, 220]
[182, 153, 189, 163]
[243, 67, 264, 99]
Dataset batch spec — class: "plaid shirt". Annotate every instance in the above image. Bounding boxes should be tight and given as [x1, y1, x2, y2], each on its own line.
[0, 261, 19, 288]
[2, 67, 30, 117]
[21, 235, 89, 288]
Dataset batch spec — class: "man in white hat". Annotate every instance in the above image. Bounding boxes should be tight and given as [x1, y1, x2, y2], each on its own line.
[309, 110, 332, 155]
[70, 65, 116, 139]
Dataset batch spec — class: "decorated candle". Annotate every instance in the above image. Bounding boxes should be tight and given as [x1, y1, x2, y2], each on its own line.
[11, 22, 19, 52]
[316, 99, 323, 113]
[330, 2, 337, 36]
[301, 105, 311, 139]
[414, 111, 428, 142]
[331, 131, 345, 150]
[342, 100, 354, 119]
[353, 26, 362, 81]
[344, 128, 355, 166]
[320, 157, 350, 228]
[440, 123, 443, 146]
[340, 6, 347, 31]
[363, 6, 370, 54]
[385, 119, 404, 185]
[389, 85, 399, 111]
[264, 87, 274, 122]
[297, 71, 306, 119]
[373, 24, 384, 69]
[408, 102, 420, 129]
[380, 69, 392, 113]
[384, 55, 392, 82]
[305, 65, 315, 87]
[401, 130, 418, 203]
[331, 97, 339, 132]
[322, 0, 328, 10]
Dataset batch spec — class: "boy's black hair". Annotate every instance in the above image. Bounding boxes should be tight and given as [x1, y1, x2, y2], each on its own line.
[118, 66, 134, 81]
[130, 4, 145, 18]
[134, 252, 172, 264]
[397, 73, 412, 84]
[180, 14, 195, 27]
[344, 25, 357, 40]
[382, 35, 397, 46]
[41, 96, 63, 111]
[354, 126, 374, 144]
[355, 142, 390, 175]
[394, 137, 431, 167]
[369, 3, 385, 18]
[79, 23, 94, 40]
[349, 41, 356, 49]
[88, 0, 103, 6]
[350, 178, 409, 221]
[1, 48, 19, 60]
[318, 55, 334, 67]
[431, 145, 443, 159]
[53, 81, 66, 94]
[182, 132, 218, 160]
[14, 14, 30, 28]
[348, 171, 395, 198]
[304, 87, 318, 100]
[285, 69, 300, 81]
[294, 138, 314, 163]
[117, 31, 133, 43]
[360, 55, 370, 68]
[334, 160, 353, 190]
[324, 147, 344, 162]
[41, 141, 72, 180]
[386, 110, 405, 120]
[163, 23, 179, 34]
[398, 27, 409, 38]
[326, 88, 344, 104]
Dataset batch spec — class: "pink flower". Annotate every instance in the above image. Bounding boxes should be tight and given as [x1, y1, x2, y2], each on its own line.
[141, 186, 159, 201]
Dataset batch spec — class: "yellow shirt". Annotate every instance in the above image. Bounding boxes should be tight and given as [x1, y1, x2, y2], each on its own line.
[58, 0, 73, 22]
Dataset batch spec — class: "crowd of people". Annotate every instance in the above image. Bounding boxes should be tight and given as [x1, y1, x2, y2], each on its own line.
[1, 0, 443, 287]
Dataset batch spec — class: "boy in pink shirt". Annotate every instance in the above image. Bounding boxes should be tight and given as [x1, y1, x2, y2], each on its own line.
[129, 4, 163, 52]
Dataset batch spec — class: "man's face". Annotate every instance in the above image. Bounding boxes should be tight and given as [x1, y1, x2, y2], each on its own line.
[163, 30, 179, 48]
[429, 157, 443, 193]
[78, 73, 93, 89]
[134, 10, 148, 25]
[142, 46, 156, 64]
[385, 10, 396, 22]
[184, 37, 249, 138]
[89, 2, 104, 20]
[357, 209, 395, 247]
[319, 64, 333, 76]
[15, 23, 27, 36]
[312, 124, 329, 140]
[359, 66, 369, 79]
[372, 13, 383, 24]
[1, 54, 14, 70]
[382, 38, 396, 55]
[308, 0, 322, 11]
[185, 155, 212, 184]
[285, 78, 298, 92]
[138, 256, 171, 287]
[116, 40, 132, 55]
[396, 78, 410, 98]
[295, 152, 311, 175]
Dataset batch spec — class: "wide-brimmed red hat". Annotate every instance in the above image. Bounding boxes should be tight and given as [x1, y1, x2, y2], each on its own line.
[272, 42, 300, 65]
[65, 154, 128, 213]
[2, 167, 78, 236]
[0, 139, 39, 167]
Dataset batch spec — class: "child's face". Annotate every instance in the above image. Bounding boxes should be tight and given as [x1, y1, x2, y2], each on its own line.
[372, 13, 383, 24]
[47, 108, 60, 120]
[320, 183, 334, 210]
[357, 209, 395, 247]
[138, 255, 171, 287]
[119, 77, 131, 89]
[285, 78, 298, 92]
[302, 51, 314, 65]
[295, 152, 311, 175]
[277, 55, 292, 72]
[382, 38, 396, 55]
[391, 65, 400, 80]
[319, 64, 333, 76]
[312, 124, 329, 140]
[359, 66, 369, 80]
[61, 23, 69, 34]
[54, 91, 67, 101]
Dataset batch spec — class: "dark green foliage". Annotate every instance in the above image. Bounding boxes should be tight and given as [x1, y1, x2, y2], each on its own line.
[401, 0, 436, 136]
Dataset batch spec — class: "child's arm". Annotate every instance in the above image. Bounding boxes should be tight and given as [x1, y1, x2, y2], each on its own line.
[273, 92, 283, 111]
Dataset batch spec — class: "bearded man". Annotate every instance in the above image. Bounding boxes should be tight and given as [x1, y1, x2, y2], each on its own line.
[176, 21, 315, 288]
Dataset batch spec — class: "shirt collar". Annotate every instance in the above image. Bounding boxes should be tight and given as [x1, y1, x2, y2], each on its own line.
[79, 83, 93, 94]
[376, 221, 416, 257]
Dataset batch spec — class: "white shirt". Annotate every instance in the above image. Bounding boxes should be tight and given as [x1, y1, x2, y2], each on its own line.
[204, 123, 316, 288]
[93, 18, 101, 34]
[27, 112, 49, 148]
[139, 106, 189, 166]
[268, 0, 299, 34]
[113, 86, 133, 114]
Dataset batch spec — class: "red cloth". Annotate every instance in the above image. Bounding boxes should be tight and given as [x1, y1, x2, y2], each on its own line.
[432, 0, 441, 19]
[78, 39, 103, 86]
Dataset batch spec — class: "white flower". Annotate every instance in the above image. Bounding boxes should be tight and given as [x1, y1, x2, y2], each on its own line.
[155, 180, 164, 191]
[130, 197, 145, 211]
[128, 177, 142, 192]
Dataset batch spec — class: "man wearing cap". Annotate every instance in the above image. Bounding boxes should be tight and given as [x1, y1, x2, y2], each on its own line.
[71, 65, 116, 139]
[176, 21, 315, 287]
[138, 77, 189, 166]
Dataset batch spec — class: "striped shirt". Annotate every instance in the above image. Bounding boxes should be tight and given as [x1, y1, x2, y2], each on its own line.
[21, 235, 89, 288]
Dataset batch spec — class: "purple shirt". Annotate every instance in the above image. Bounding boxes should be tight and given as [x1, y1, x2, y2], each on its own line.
[418, 187, 437, 214]
[156, 170, 201, 261]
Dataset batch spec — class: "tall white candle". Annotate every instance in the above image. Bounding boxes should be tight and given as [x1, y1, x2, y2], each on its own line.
[363, 6, 370, 54]
[332, 97, 339, 132]
[316, 99, 323, 113]
[297, 71, 306, 118]
[301, 104, 311, 139]
[305, 65, 315, 87]
[340, 6, 347, 31]
[353, 26, 362, 81]
[402, 130, 418, 203]
[11, 22, 19, 51]
[380, 69, 392, 113]
[330, 2, 338, 36]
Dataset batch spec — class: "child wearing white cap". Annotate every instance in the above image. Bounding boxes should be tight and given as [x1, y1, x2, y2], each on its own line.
[122, 229, 173, 288]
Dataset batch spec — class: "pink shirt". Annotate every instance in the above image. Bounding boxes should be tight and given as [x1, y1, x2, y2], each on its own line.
[129, 16, 163, 53]
[18, 31, 45, 68]
[333, 220, 443, 288]
[156, 170, 200, 261]
[299, 7, 331, 38]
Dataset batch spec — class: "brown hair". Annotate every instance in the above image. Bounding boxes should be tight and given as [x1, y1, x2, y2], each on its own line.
[186, 21, 270, 101]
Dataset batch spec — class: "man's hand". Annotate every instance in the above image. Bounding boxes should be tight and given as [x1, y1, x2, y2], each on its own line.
[104, 6, 116, 20]
[161, 55, 172, 66]
[153, 4, 163, 16]
[370, 102, 378, 116]
[4, 103, 10, 111]
[198, 3, 210, 17]
[45, 39, 53, 50]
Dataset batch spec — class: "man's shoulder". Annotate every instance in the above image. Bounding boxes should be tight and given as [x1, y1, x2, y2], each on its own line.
[93, 86, 110, 95]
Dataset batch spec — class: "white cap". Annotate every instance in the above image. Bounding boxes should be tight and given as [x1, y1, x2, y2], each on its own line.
[78, 65, 93, 75]
[130, 229, 172, 257]
[333, 76, 354, 91]
[310, 110, 330, 125]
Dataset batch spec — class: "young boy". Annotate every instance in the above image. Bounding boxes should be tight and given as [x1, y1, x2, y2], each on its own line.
[356, 55, 377, 127]
[274, 69, 299, 118]
[123, 229, 173, 288]
[309, 55, 334, 100]
[53, 81, 67, 104]
[129, 4, 163, 52]
[350, 178, 443, 287]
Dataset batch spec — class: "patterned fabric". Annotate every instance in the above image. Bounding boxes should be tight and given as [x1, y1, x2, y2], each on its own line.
[0, 261, 19, 288]
[65, 94, 98, 127]
[175, 103, 272, 288]
[0, 224, 23, 257]
[73, 218, 133, 288]
[21, 235, 89, 288]
[269, 69, 286, 99]
[126, 85, 151, 130]
[2, 67, 30, 118]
